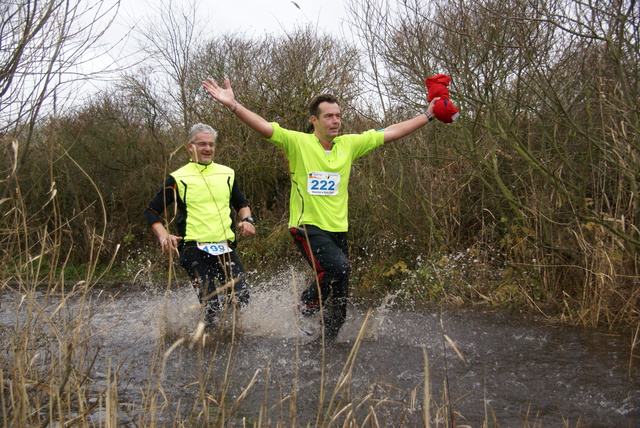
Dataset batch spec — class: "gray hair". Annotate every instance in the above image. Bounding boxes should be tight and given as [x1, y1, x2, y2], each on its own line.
[188, 123, 218, 143]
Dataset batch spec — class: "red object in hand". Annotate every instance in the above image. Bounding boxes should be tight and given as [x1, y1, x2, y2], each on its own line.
[425, 74, 459, 123]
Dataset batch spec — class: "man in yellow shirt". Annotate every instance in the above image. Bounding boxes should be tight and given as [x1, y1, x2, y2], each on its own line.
[203, 79, 439, 339]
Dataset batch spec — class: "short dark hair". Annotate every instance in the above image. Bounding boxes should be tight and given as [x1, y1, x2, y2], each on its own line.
[308, 94, 339, 117]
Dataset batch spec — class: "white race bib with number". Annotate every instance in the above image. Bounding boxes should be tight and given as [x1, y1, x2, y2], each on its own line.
[307, 172, 340, 196]
[197, 241, 232, 256]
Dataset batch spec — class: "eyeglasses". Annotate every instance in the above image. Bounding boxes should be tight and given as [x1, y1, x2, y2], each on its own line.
[191, 142, 215, 149]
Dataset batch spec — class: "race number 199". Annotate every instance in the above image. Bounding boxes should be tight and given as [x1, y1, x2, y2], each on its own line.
[197, 241, 232, 256]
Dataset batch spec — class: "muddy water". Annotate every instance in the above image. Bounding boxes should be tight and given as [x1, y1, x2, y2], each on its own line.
[5, 272, 639, 427]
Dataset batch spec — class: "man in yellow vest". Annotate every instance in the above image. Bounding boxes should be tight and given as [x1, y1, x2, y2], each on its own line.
[203, 78, 439, 339]
[144, 123, 256, 327]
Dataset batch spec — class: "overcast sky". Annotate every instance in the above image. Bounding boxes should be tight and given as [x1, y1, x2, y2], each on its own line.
[75, 0, 354, 100]
[114, 0, 349, 40]
[90, 0, 349, 73]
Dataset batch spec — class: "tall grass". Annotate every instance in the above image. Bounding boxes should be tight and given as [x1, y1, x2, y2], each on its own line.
[1, 153, 447, 426]
[2, 140, 630, 427]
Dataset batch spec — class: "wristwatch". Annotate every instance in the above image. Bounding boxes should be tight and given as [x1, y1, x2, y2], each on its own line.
[425, 111, 435, 121]
[242, 216, 255, 225]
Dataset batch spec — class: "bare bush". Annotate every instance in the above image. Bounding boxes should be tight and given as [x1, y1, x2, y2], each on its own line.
[344, 0, 639, 326]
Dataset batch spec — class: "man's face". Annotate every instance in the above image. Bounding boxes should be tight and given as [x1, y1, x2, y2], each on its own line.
[187, 132, 215, 164]
[312, 101, 341, 140]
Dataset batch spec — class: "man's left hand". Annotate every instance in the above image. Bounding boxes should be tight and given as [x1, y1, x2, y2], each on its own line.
[238, 221, 256, 237]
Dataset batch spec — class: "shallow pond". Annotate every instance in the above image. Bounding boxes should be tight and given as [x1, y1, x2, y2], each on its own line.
[2, 272, 638, 427]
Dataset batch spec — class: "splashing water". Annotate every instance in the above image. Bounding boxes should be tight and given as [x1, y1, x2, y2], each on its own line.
[2, 271, 638, 427]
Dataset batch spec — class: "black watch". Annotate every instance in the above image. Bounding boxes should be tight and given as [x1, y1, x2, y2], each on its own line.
[242, 216, 255, 225]
[425, 111, 435, 121]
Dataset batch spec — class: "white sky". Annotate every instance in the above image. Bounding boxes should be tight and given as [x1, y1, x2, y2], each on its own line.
[73, 0, 354, 101]
[114, 0, 349, 41]
[90, 0, 350, 77]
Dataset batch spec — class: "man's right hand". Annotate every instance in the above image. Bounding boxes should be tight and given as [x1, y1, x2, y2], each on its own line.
[159, 234, 182, 254]
[202, 77, 235, 110]
[202, 77, 275, 139]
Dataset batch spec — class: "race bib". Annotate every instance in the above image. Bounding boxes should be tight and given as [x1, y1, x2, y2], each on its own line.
[197, 241, 232, 256]
[307, 172, 340, 196]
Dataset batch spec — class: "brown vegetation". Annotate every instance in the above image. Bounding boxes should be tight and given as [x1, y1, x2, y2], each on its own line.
[2, 0, 638, 330]
[1, 0, 638, 425]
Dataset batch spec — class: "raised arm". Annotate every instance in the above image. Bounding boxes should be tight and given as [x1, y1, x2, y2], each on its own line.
[202, 78, 274, 139]
[383, 97, 440, 143]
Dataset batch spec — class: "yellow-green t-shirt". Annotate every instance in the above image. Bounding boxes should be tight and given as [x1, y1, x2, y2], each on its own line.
[268, 123, 384, 232]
